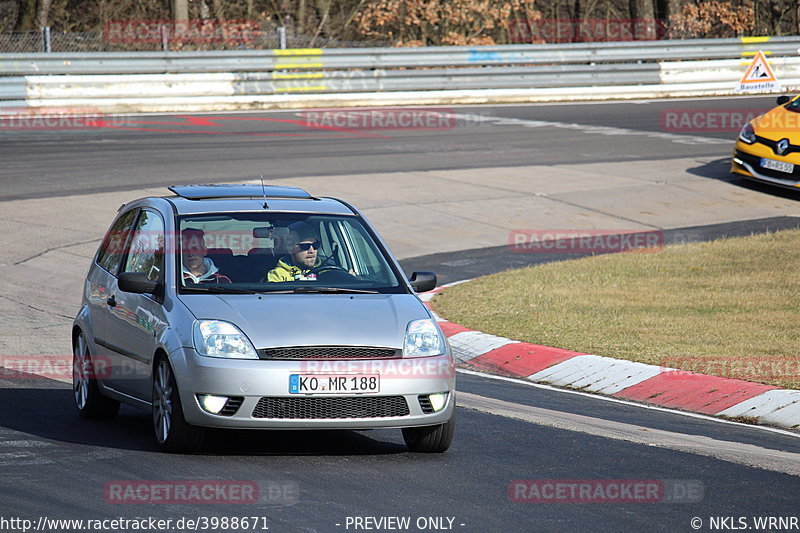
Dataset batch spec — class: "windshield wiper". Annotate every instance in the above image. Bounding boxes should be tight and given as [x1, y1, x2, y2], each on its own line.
[292, 286, 378, 294]
[182, 286, 258, 294]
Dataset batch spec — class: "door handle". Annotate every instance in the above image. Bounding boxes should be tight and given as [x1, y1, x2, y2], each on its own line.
[106, 295, 116, 307]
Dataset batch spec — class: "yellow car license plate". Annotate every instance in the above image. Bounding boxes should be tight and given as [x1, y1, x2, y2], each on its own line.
[761, 158, 795, 174]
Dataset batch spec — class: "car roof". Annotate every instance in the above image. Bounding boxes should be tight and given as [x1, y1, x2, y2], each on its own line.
[159, 184, 356, 216]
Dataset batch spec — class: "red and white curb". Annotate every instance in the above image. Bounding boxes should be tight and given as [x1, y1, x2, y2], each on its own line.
[421, 285, 800, 431]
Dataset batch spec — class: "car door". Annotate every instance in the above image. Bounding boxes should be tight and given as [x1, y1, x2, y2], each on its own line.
[103, 208, 168, 400]
[89, 207, 139, 386]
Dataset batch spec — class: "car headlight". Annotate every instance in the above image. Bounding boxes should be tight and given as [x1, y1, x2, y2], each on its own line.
[739, 123, 757, 144]
[193, 320, 258, 359]
[403, 319, 445, 357]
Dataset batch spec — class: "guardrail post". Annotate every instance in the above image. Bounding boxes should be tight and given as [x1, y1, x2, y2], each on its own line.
[41, 26, 51, 53]
[278, 26, 286, 49]
[160, 24, 169, 51]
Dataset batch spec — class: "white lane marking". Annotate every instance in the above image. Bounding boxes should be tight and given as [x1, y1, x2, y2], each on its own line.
[0, 451, 36, 458]
[456, 368, 800, 440]
[0, 458, 55, 466]
[67, 95, 767, 119]
[426, 96, 774, 108]
[457, 390, 800, 476]
[0, 440, 51, 447]
[451, 112, 731, 145]
[0, 356, 72, 384]
[0, 450, 55, 466]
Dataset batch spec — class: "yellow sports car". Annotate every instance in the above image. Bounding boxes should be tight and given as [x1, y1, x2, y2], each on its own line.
[732, 94, 800, 188]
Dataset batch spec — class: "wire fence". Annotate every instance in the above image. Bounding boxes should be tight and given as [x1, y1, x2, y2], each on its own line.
[0, 26, 388, 53]
[0, 21, 775, 54]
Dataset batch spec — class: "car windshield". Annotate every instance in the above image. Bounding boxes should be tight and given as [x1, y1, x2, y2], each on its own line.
[177, 213, 404, 294]
[784, 97, 800, 113]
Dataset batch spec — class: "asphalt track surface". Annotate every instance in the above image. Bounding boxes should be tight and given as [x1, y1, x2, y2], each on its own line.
[1, 97, 800, 533]
[0, 96, 781, 202]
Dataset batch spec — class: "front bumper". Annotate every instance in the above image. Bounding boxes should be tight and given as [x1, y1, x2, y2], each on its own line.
[731, 148, 800, 189]
[170, 347, 456, 429]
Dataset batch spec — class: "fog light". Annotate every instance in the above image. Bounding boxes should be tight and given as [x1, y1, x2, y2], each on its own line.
[429, 392, 448, 412]
[198, 394, 228, 414]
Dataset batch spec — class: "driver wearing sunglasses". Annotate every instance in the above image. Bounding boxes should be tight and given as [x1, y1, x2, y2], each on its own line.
[266, 222, 323, 282]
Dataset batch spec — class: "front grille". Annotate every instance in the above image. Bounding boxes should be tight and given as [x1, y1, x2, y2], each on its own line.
[755, 135, 800, 156]
[220, 397, 244, 416]
[735, 150, 800, 182]
[251, 396, 410, 419]
[258, 346, 400, 360]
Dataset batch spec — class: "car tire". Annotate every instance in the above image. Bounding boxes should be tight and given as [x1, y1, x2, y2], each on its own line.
[402, 411, 455, 453]
[73, 332, 120, 419]
[152, 357, 204, 453]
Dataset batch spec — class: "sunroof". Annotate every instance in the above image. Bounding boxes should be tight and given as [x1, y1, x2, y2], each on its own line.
[168, 184, 313, 200]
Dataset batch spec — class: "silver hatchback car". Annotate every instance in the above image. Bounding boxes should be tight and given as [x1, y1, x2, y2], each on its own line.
[72, 184, 455, 453]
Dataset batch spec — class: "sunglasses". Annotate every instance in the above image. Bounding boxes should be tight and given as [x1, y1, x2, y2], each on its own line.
[295, 241, 321, 251]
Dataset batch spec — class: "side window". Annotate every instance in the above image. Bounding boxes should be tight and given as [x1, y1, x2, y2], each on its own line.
[339, 220, 397, 285]
[123, 210, 165, 282]
[96, 209, 138, 276]
[321, 220, 352, 270]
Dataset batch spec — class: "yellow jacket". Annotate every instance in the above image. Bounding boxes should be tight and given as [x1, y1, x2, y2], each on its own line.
[266, 258, 320, 282]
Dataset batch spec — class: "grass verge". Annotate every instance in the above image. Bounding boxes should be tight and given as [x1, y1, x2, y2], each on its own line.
[431, 229, 800, 389]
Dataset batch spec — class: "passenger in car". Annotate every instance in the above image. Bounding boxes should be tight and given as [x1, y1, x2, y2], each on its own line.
[181, 228, 232, 284]
[266, 222, 321, 282]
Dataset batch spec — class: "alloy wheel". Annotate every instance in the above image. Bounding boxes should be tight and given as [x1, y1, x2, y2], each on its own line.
[153, 360, 173, 443]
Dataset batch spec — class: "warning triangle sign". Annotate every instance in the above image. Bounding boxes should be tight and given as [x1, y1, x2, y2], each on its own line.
[734, 50, 781, 93]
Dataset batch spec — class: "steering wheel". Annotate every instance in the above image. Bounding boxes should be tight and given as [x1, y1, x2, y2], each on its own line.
[310, 253, 348, 273]
[313, 266, 357, 283]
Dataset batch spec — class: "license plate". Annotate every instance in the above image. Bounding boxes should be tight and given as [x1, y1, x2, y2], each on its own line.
[761, 158, 795, 174]
[289, 374, 379, 394]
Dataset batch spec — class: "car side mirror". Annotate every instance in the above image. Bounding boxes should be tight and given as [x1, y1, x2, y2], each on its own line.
[118, 272, 158, 294]
[409, 271, 437, 292]
[777, 95, 791, 106]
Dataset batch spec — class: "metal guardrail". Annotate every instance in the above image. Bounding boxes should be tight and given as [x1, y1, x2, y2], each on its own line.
[2, 36, 800, 111]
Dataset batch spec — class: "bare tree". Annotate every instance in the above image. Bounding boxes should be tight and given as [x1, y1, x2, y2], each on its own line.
[628, 0, 654, 38]
[14, 0, 37, 30]
[174, 0, 189, 21]
[210, 0, 227, 23]
[653, 0, 680, 38]
[37, 0, 50, 27]
[297, 0, 307, 34]
[15, 0, 51, 30]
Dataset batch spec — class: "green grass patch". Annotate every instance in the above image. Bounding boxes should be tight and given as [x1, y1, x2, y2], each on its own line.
[432, 229, 800, 389]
